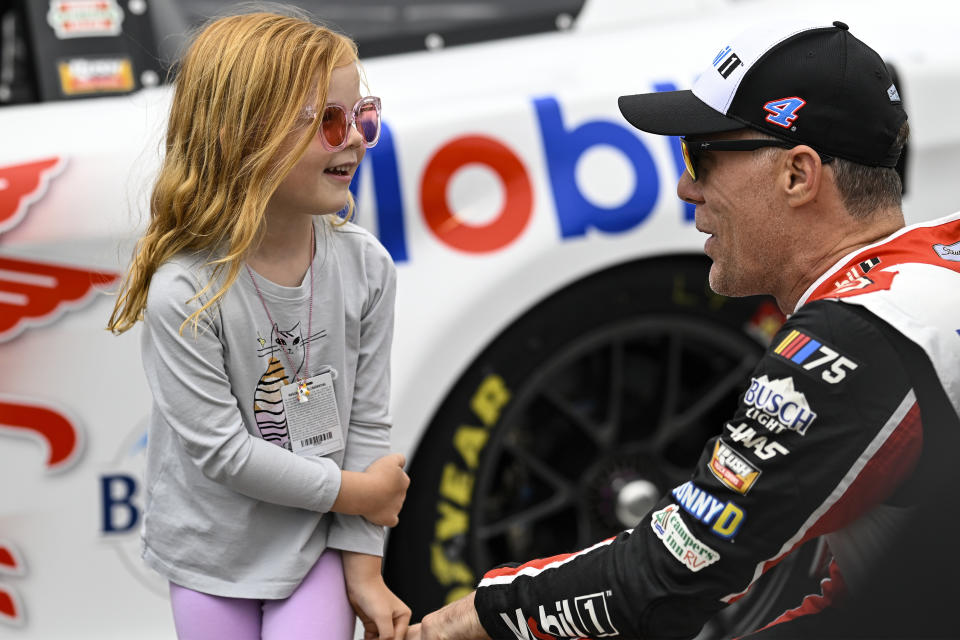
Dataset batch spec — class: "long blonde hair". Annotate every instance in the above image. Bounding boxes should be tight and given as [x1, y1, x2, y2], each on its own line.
[108, 12, 358, 335]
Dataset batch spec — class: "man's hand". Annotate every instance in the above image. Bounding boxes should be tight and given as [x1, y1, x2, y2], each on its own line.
[342, 552, 411, 640]
[407, 591, 490, 640]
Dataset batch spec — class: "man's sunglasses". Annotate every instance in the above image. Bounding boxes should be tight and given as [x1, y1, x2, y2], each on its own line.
[305, 96, 381, 152]
[680, 137, 833, 181]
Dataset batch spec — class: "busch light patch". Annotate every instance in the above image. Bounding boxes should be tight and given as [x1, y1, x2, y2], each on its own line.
[743, 375, 818, 435]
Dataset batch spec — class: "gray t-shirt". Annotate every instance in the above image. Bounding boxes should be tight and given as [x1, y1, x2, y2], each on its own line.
[139, 218, 396, 599]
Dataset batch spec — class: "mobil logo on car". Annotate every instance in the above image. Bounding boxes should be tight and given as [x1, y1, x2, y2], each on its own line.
[347, 83, 695, 263]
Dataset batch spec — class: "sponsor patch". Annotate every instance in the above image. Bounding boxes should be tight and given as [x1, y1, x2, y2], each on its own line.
[671, 481, 745, 539]
[859, 257, 881, 273]
[934, 240, 960, 262]
[830, 257, 881, 294]
[709, 440, 760, 494]
[58, 57, 134, 96]
[772, 330, 859, 384]
[712, 45, 743, 79]
[498, 592, 619, 640]
[651, 504, 720, 572]
[726, 422, 790, 460]
[47, 0, 124, 39]
[743, 375, 817, 434]
[824, 268, 898, 298]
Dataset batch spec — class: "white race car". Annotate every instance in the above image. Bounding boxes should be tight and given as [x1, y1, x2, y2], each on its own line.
[1, 0, 958, 638]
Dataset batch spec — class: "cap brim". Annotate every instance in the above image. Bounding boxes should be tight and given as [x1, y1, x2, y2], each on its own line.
[617, 89, 744, 136]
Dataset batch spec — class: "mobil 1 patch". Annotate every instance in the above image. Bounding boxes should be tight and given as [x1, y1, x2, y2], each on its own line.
[771, 329, 859, 384]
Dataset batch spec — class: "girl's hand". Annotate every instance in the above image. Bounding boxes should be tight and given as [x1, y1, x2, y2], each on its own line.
[334, 453, 410, 526]
[361, 453, 410, 526]
[342, 552, 411, 640]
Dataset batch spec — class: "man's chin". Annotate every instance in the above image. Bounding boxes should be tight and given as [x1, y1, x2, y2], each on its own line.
[709, 275, 769, 302]
[707, 265, 726, 296]
[707, 265, 746, 298]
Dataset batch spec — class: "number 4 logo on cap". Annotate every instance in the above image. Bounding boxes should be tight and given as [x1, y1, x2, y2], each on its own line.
[763, 97, 806, 128]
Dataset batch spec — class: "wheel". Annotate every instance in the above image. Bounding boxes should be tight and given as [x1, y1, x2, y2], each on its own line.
[385, 256, 818, 638]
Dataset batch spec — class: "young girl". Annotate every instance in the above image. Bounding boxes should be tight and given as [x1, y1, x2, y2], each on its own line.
[107, 12, 410, 640]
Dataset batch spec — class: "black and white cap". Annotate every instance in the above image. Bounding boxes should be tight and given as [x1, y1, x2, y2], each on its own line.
[618, 20, 907, 167]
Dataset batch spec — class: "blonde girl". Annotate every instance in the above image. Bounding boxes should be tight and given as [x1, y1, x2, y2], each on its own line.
[108, 11, 410, 640]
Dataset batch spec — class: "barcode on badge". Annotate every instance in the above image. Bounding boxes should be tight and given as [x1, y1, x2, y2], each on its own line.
[300, 432, 332, 448]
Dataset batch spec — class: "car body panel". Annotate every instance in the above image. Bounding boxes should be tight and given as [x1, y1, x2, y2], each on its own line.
[1, 0, 958, 636]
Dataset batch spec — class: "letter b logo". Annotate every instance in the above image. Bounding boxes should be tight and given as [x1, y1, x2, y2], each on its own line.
[100, 474, 140, 534]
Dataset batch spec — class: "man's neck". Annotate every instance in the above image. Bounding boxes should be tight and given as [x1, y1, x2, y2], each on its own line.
[777, 209, 905, 314]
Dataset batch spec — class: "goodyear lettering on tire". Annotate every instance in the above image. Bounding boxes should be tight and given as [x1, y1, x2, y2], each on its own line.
[430, 374, 511, 603]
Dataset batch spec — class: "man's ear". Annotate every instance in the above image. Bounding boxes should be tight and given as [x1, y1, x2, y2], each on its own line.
[781, 145, 824, 207]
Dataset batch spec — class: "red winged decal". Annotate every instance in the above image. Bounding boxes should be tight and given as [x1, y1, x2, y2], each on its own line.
[0, 256, 119, 342]
[0, 158, 65, 235]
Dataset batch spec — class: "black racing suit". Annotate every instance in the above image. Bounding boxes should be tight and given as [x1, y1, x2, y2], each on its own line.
[474, 215, 960, 639]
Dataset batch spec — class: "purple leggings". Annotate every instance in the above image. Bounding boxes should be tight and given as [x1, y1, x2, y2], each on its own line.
[168, 550, 355, 640]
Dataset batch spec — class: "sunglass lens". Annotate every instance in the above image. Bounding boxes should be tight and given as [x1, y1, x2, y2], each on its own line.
[356, 102, 380, 146]
[321, 106, 347, 149]
[680, 139, 697, 181]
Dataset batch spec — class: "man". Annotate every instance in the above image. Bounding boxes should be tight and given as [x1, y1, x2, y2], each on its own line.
[408, 19, 960, 640]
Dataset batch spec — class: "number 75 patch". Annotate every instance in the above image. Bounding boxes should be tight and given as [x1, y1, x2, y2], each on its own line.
[773, 330, 859, 384]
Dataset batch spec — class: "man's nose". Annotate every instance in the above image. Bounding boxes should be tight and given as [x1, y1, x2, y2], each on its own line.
[677, 171, 703, 206]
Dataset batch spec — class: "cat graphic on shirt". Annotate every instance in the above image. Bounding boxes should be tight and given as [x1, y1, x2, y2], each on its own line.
[253, 322, 327, 450]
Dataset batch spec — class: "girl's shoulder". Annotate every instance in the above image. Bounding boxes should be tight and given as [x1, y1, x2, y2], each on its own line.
[154, 251, 209, 282]
[326, 218, 394, 267]
[150, 251, 221, 300]
[328, 217, 377, 244]
[146, 251, 226, 333]
[323, 218, 396, 297]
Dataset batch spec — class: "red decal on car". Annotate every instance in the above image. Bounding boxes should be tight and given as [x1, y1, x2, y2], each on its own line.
[0, 542, 24, 627]
[421, 135, 533, 253]
[0, 397, 83, 471]
[0, 256, 118, 342]
[0, 588, 22, 626]
[0, 158, 66, 235]
[0, 544, 22, 574]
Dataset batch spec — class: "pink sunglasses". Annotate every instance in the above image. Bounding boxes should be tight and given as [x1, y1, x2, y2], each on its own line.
[304, 96, 381, 152]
